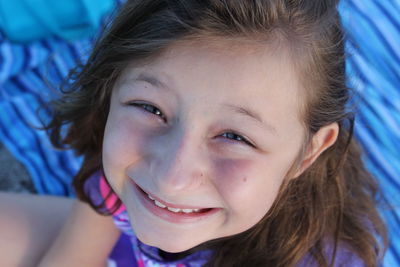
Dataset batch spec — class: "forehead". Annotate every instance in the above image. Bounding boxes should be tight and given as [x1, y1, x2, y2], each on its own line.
[117, 39, 304, 138]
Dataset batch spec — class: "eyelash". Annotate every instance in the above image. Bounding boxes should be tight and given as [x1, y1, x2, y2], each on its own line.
[130, 102, 254, 147]
[220, 132, 254, 147]
[130, 102, 167, 122]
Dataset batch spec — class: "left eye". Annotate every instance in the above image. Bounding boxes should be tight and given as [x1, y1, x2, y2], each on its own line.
[221, 132, 253, 147]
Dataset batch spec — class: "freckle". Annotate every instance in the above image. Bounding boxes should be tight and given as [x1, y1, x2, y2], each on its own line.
[243, 177, 247, 182]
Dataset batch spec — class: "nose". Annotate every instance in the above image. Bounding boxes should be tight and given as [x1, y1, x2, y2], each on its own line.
[147, 128, 208, 195]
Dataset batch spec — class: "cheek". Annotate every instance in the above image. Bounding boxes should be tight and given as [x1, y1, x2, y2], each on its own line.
[213, 157, 286, 225]
[212, 158, 254, 194]
[102, 114, 150, 192]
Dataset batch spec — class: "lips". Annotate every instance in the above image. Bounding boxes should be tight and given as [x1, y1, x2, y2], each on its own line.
[131, 180, 220, 223]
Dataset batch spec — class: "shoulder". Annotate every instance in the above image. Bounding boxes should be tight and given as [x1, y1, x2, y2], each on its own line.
[39, 199, 120, 266]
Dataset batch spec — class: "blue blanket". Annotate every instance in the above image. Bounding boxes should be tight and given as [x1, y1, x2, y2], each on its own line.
[0, 0, 398, 265]
[339, 0, 400, 265]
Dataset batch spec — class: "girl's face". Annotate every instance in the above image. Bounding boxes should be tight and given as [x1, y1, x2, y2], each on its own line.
[103, 40, 306, 252]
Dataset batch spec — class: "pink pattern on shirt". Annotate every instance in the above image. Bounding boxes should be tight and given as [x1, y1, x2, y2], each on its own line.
[99, 175, 126, 215]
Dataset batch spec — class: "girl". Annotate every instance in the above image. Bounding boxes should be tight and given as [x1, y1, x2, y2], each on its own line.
[7, 0, 388, 266]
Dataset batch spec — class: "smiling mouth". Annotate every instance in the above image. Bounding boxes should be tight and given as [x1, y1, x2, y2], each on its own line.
[136, 185, 213, 214]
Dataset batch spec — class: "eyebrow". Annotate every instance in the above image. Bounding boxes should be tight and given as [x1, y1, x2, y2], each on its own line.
[134, 73, 170, 91]
[224, 104, 278, 135]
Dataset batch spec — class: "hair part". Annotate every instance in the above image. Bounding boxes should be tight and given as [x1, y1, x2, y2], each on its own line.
[46, 0, 387, 266]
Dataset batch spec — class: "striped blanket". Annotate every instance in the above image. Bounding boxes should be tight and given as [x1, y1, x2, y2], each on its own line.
[339, 0, 400, 265]
[0, 0, 398, 265]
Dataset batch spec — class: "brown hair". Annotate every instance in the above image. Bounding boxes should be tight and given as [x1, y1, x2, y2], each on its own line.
[46, 0, 387, 266]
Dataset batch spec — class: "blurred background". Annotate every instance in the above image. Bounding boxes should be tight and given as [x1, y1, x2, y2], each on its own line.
[0, 0, 398, 266]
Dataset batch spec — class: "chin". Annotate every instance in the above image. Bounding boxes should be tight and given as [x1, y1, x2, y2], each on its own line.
[157, 244, 192, 253]
[154, 240, 200, 253]
[136, 233, 200, 253]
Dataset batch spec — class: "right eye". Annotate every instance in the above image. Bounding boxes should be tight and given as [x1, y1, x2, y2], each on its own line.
[129, 102, 166, 122]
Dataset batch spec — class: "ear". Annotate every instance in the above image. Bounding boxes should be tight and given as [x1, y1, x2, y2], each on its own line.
[293, 122, 339, 178]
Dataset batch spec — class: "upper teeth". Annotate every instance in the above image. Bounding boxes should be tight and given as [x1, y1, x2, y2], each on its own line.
[148, 194, 200, 213]
[154, 200, 166, 208]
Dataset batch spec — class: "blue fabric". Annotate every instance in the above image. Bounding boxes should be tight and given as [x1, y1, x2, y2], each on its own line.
[339, 0, 400, 266]
[0, 0, 398, 265]
[0, 0, 115, 43]
[0, 35, 89, 195]
[0, 0, 122, 194]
